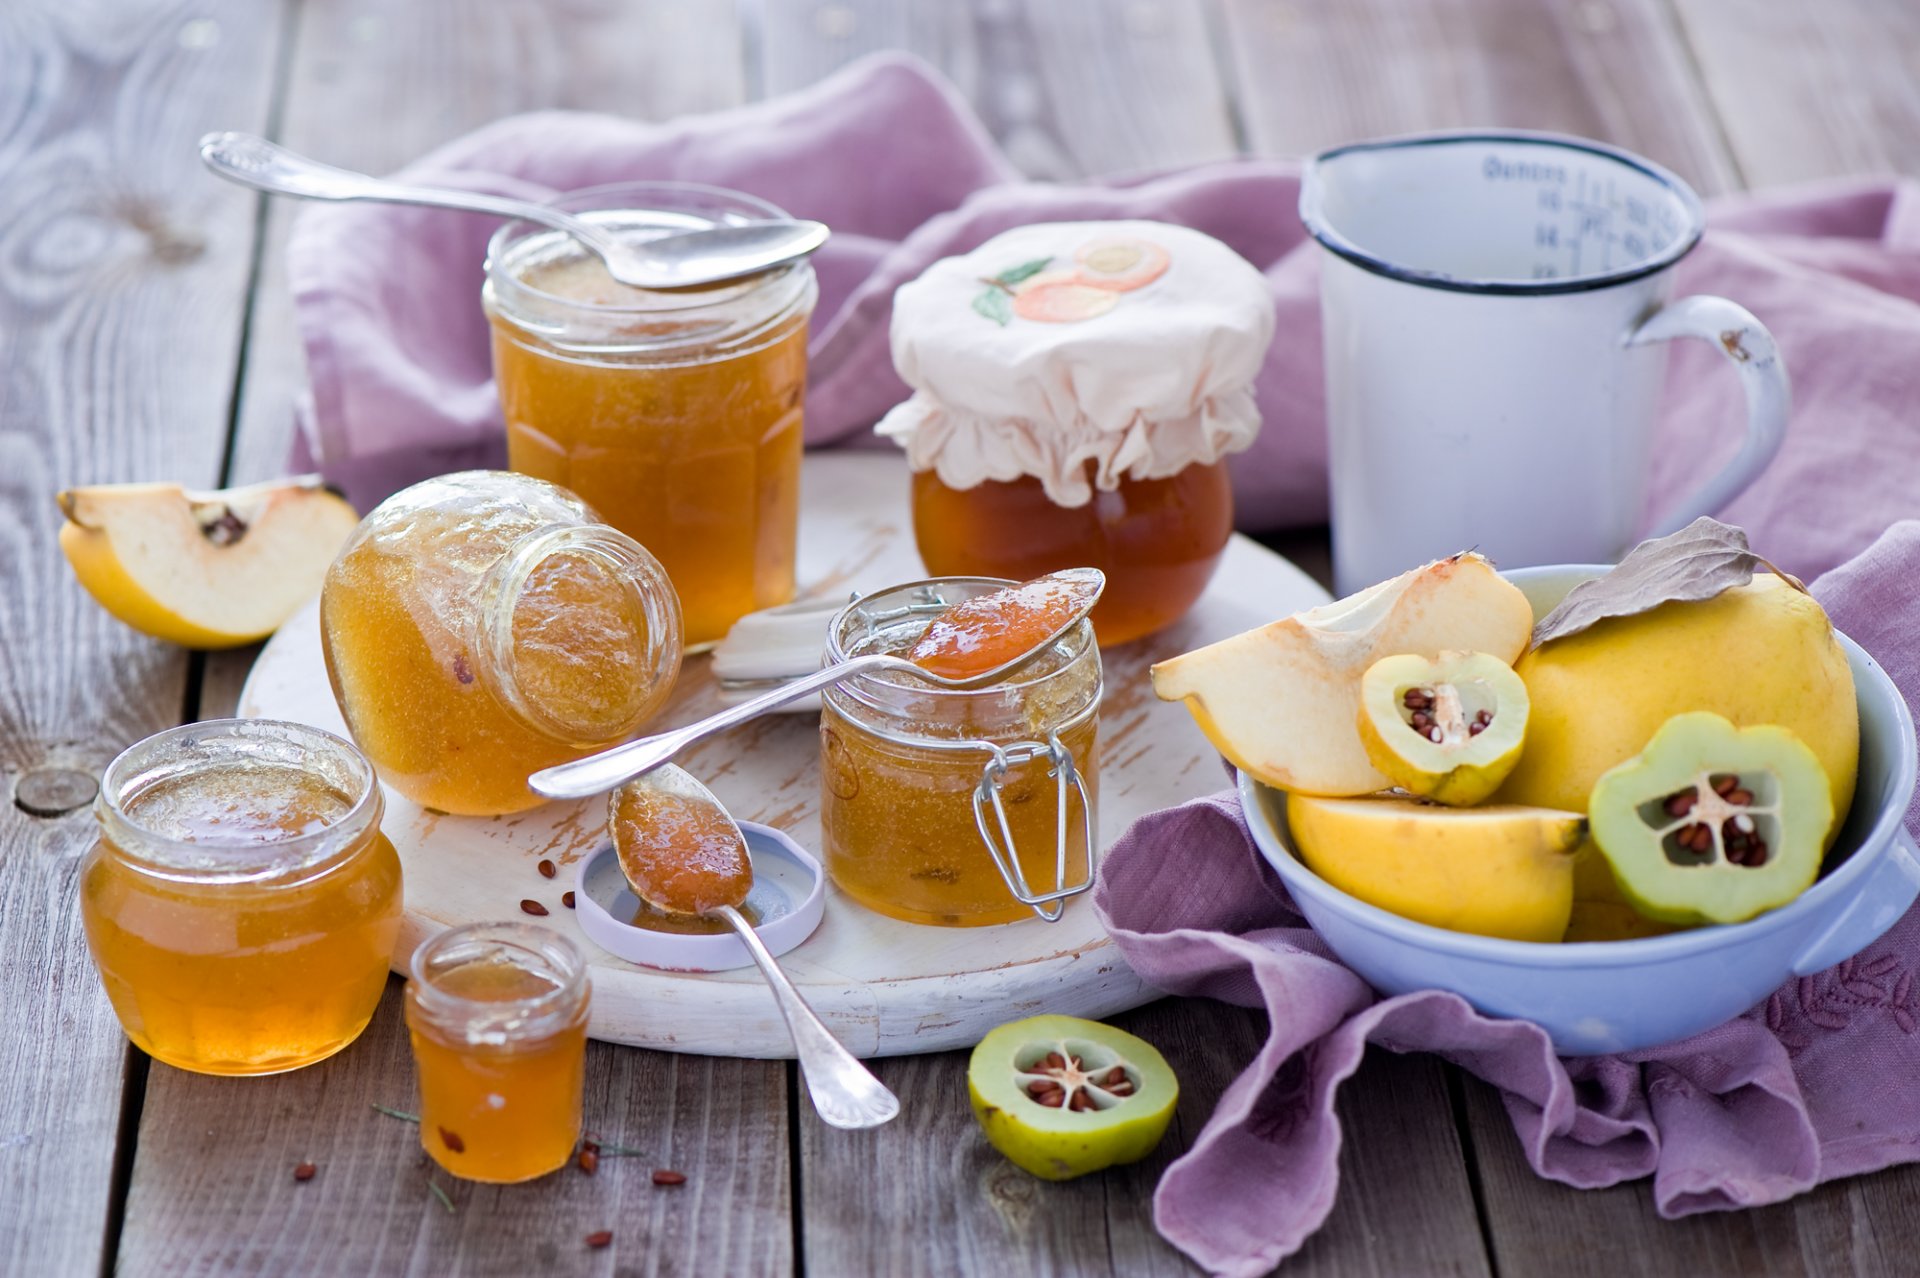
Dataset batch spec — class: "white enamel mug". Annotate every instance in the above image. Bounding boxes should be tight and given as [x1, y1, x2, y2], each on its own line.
[1301, 131, 1790, 595]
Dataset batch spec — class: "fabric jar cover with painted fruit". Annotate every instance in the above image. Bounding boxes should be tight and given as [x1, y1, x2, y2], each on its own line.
[877, 220, 1276, 646]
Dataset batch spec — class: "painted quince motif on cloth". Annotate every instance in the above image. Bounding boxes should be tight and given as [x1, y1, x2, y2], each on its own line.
[971, 237, 1172, 326]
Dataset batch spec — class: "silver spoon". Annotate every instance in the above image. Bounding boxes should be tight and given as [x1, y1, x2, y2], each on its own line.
[197, 132, 830, 291]
[531, 568, 1106, 801]
[611, 765, 899, 1130]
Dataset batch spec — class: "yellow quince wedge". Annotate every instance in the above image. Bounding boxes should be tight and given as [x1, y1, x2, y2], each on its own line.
[1287, 794, 1587, 942]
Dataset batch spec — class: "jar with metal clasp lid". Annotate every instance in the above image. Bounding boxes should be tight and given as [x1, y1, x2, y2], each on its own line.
[817, 577, 1100, 927]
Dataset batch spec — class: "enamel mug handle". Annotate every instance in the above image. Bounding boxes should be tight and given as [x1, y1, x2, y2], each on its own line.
[1630, 295, 1791, 537]
[1791, 827, 1920, 977]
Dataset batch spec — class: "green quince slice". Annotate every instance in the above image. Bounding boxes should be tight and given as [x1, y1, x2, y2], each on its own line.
[1588, 711, 1834, 925]
[1356, 651, 1530, 806]
[967, 1015, 1178, 1181]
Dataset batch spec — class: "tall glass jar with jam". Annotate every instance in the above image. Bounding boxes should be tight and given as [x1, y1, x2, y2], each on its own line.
[81, 719, 403, 1076]
[484, 182, 818, 650]
[818, 577, 1101, 927]
[878, 220, 1275, 646]
[321, 470, 683, 817]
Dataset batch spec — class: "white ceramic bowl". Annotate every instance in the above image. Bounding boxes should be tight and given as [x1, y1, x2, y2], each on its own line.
[1240, 565, 1920, 1055]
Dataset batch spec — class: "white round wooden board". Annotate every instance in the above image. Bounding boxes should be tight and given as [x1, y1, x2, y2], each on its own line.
[241, 453, 1330, 1058]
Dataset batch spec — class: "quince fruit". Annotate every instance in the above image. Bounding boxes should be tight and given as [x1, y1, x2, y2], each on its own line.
[1356, 650, 1530, 806]
[1287, 794, 1586, 942]
[58, 477, 359, 648]
[1151, 553, 1533, 796]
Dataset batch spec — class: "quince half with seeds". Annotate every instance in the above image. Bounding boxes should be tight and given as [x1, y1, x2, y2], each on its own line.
[1150, 553, 1534, 796]
[58, 476, 358, 648]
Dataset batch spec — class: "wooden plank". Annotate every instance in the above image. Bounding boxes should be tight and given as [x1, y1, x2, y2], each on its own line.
[800, 999, 1489, 1275]
[0, 1, 289, 1272]
[1218, 0, 1740, 195]
[755, 0, 1238, 178]
[1669, 0, 1920, 186]
[1459, 1069, 1920, 1276]
[118, 980, 791, 1276]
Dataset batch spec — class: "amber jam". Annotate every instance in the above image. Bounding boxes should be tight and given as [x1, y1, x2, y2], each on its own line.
[321, 471, 683, 817]
[405, 922, 590, 1184]
[485, 183, 817, 650]
[80, 720, 402, 1076]
[819, 578, 1101, 927]
[911, 461, 1234, 647]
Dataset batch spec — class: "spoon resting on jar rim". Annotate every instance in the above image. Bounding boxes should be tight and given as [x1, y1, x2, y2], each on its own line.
[531, 567, 1106, 801]
[609, 765, 900, 1130]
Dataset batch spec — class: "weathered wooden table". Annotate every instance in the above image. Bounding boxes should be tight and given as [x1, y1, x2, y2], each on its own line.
[6, 2, 1918, 1273]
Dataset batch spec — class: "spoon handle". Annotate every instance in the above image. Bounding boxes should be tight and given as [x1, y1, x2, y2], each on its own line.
[527, 654, 895, 801]
[198, 131, 629, 268]
[714, 905, 900, 1130]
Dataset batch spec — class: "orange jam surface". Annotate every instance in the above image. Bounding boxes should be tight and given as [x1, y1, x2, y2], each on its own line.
[407, 954, 587, 1184]
[911, 461, 1235, 646]
[611, 780, 752, 916]
[80, 764, 402, 1076]
[322, 478, 668, 816]
[907, 570, 1102, 680]
[493, 253, 809, 649]
[820, 630, 1098, 927]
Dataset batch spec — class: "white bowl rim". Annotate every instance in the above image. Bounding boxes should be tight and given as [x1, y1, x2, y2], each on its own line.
[1241, 566, 1918, 969]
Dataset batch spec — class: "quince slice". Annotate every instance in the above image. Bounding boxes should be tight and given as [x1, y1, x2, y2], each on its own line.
[1287, 794, 1586, 942]
[58, 476, 359, 648]
[1150, 553, 1533, 796]
[1357, 651, 1530, 806]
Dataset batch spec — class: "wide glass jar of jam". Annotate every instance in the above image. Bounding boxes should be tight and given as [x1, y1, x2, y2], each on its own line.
[879, 221, 1274, 646]
[321, 470, 683, 817]
[405, 922, 590, 1183]
[818, 578, 1101, 927]
[80, 719, 403, 1076]
[485, 181, 817, 650]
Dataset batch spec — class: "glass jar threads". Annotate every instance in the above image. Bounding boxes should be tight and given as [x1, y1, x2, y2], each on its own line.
[819, 577, 1102, 927]
[879, 221, 1274, 646]
[484, 181, 818, 650]
[405, 922, 591, 1183]
[80, 719, 403, 1076]
[321, 470, 683, 817]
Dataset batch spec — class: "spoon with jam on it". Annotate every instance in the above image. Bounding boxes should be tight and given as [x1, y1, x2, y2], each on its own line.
[608, 766, 899, 1130]
[533, 568, 1105, 802]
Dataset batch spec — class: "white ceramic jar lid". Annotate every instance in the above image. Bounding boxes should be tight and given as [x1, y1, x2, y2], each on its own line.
[877, 220, 1275, 507]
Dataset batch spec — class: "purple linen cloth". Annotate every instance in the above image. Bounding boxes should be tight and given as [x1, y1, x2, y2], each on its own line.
[289, 54, 1920, 583]
[1093, 521, 1920, 1276]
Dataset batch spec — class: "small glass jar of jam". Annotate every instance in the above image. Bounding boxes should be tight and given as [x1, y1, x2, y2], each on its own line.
[405, 922, 591, 1183]
[484, 181, 817, 650]
[879, 221, 1274, 646]
[321, 470, 683, 817]
[80, 719, 403, 1076]
[818, 578, 1101, 927]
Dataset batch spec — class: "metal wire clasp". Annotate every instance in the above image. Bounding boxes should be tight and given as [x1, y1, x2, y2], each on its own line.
[970, 734, 1096, 922]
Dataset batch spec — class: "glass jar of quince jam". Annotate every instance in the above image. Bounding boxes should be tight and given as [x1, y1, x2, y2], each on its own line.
[80, 720, 403, 1076]
[485, 182, 817, 650]
[405, 922, 590, 1183]
[321, 471, 682, 817]
[879, 220, 1273, 646]
[819, 578, 1101, 927]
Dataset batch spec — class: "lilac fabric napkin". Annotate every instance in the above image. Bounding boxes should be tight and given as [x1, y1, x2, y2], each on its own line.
[289, 54, 1920, 583]
[1093, 521, 1920, 1277]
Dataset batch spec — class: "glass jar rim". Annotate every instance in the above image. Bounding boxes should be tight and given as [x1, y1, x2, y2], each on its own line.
[407, 921, 589, 1042]
[484, 179, 809, 320]
[821, 576, 1101, 734]
[95, 718, 383, 884]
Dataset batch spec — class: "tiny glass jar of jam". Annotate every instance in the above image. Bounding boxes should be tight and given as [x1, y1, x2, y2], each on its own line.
[321, 470, 683, 817]
[484, 181, 818, 650]
[405, 922, 590, 1183]
[879, 220, 1275, 646]
[818, 577, 1101, 927]
[80, 719, 403, 1076]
